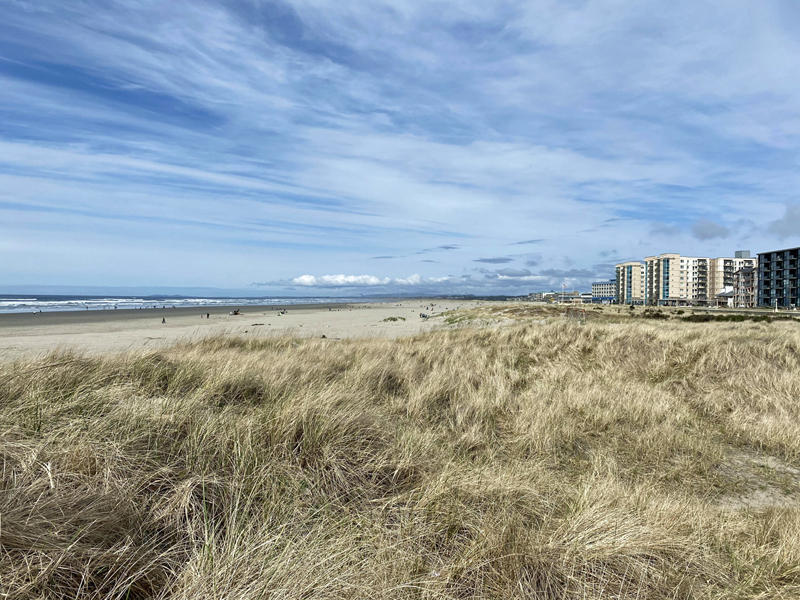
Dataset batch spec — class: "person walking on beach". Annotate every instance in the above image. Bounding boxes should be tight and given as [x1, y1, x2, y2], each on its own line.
[162, 318, 166, 324]
[207, 313, 210, 319]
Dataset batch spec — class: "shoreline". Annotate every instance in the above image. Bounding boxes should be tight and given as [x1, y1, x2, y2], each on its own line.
[0, 299, 475, 360]
[0, 301, 372, 328]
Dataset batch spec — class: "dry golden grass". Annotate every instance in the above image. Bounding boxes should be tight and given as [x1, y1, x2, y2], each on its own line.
[3, 318, 800, 598]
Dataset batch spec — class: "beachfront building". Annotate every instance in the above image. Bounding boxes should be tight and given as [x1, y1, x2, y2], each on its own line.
[591, 280, 616, 302]
[758, 246, 800, 308]
[645, 251, 757, 306]
[527, 291, 557, 302]
[615, 262, 646, 305]
[555, 291, 581, 303]
[714, 288, 735, 308]
[645, 253, 705, 305]
[733, 266, 757, 308]
[708, 251, 758, 300]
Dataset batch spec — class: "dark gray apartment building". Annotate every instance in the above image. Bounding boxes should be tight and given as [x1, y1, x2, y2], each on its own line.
[758, 247, 800, 307]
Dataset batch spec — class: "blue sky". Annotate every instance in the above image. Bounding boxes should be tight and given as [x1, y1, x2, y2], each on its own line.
[2, 0, 800, 296]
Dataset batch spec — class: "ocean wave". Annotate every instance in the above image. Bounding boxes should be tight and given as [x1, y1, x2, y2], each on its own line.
[0, 296, 362, 314]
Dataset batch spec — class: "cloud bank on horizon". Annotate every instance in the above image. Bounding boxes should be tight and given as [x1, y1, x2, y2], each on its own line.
[2, 0, 800, 296]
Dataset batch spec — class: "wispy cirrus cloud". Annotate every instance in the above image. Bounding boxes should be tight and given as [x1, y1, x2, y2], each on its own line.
[473, 257, 513, 264]
[495, 268, 532, 277]
[524, 255, 543, 268]
[649, 223, 682, 237]
[1, 0, 799, 294]
[416, 245, 461, 255]
[538, 269, 597, 279]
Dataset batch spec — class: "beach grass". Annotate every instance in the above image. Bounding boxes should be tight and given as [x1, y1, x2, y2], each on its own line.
[3, 318, 800, 598]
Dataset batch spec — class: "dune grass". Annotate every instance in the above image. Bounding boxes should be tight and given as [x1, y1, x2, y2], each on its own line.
[2, 319, 800, 598]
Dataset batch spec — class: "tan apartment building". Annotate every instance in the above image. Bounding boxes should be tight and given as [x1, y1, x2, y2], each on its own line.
[645, 254, 707, 305]
[615, 261, 646, 304]
[708, 251, 758, 299]
[645, 251, 757, 306]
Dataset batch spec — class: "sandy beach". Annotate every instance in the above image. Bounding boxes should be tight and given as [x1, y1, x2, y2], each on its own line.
[0, 300, 480, 360]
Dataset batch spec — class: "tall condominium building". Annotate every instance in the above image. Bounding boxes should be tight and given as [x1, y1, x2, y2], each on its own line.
[733, 266, 757, 308]
[758, 247, 800, 307]
[591, 280, 616, 299]
[708, 251, 758, 299]
[644, 251, 756, 305]
[615, 262, 646, 304]
[645, 254, 708, 305]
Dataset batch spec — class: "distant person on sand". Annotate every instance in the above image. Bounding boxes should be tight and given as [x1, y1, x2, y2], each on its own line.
[207, 313, 210, 319]
[162, 318, 166, 324]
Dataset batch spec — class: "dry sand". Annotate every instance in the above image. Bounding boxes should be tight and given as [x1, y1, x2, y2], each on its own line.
[0, 300, 482, 361]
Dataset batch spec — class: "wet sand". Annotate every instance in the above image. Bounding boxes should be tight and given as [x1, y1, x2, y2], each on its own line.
[0, 300, 475, 361]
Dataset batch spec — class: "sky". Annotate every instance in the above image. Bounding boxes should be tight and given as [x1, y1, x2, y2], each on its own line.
[2, 0, 800, 296]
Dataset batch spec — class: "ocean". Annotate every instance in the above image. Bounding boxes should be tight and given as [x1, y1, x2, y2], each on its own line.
[0, 295, 369, 314]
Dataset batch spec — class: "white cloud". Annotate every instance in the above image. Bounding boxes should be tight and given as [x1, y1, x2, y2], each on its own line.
[395, 274, 423, 285]
[291, 274, 391, 287]
[287, 273, 446, 288]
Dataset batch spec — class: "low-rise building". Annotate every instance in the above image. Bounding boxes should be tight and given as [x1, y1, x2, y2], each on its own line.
[555, 291, 581, 303]
[591, 279, 616, 301]
[527, 291, 557, 302]
[713, 287, 735, 308]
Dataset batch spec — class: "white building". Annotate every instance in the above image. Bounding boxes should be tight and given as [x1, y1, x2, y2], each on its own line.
[591, 280, 616, 299]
